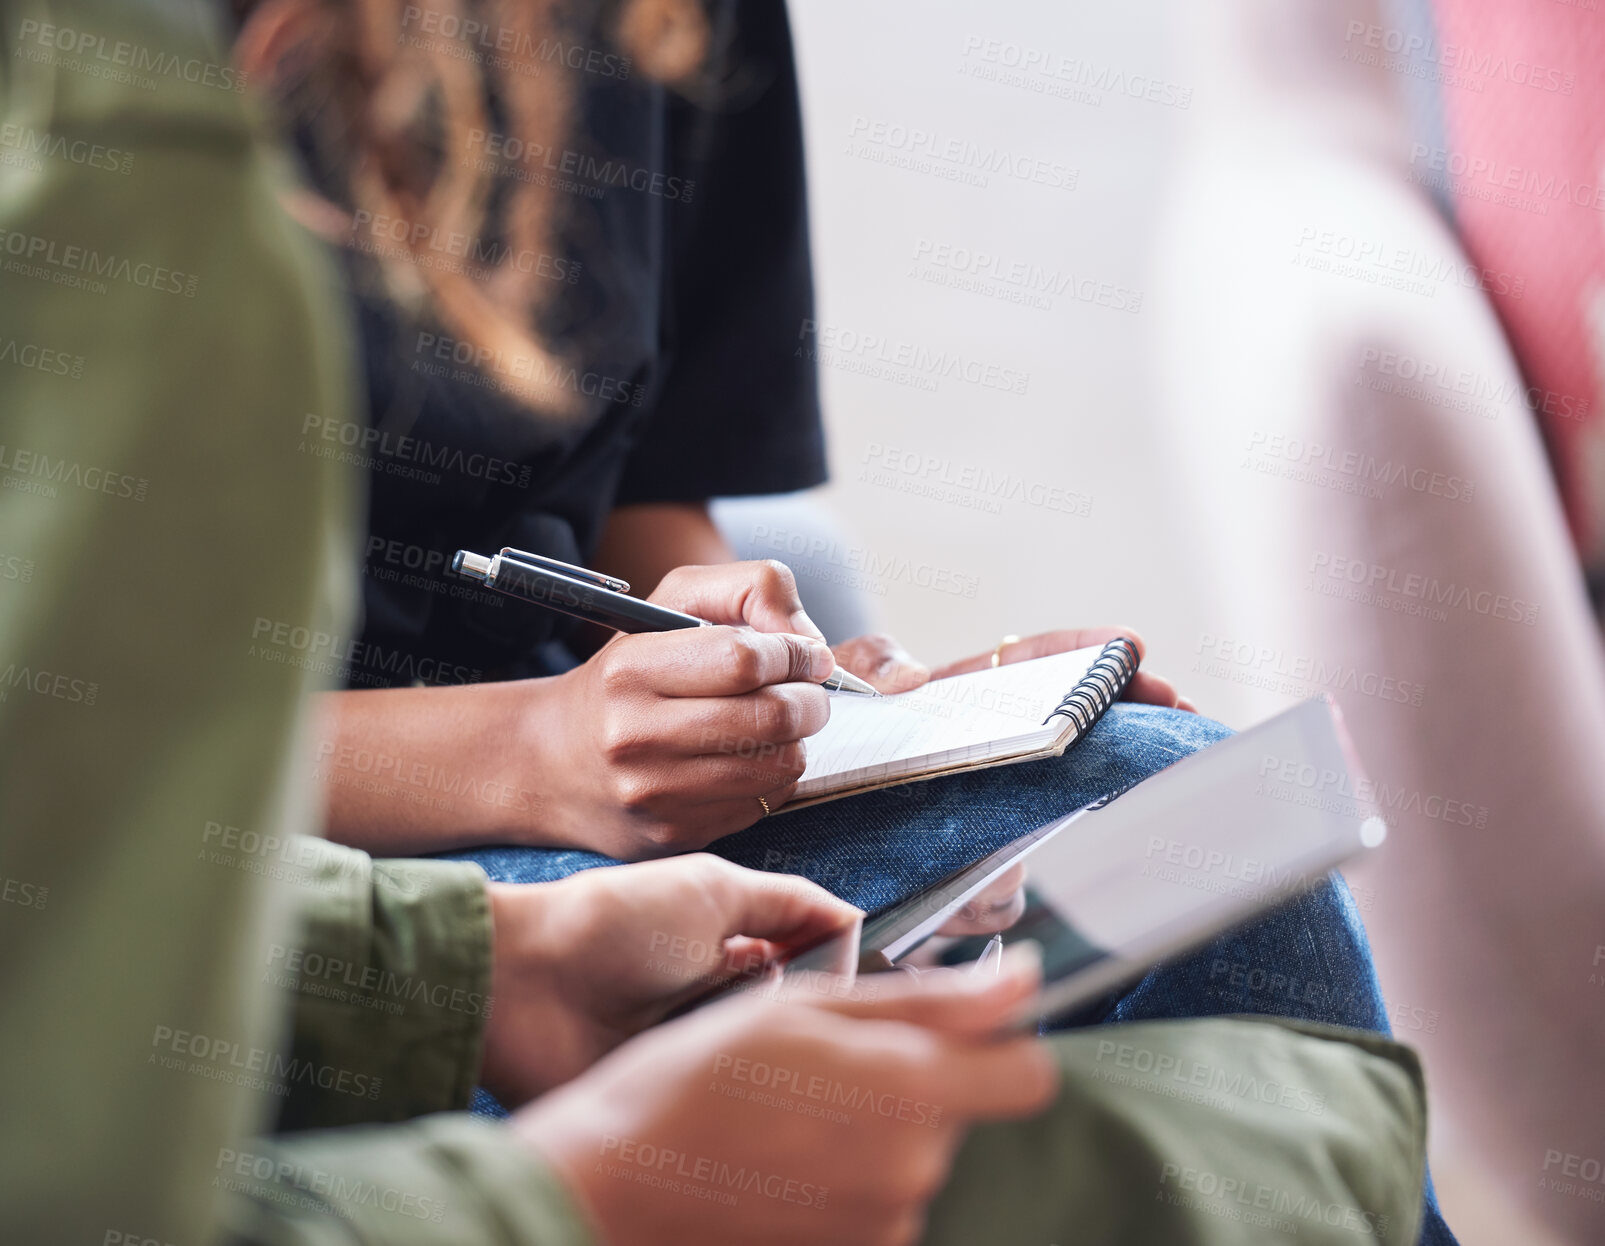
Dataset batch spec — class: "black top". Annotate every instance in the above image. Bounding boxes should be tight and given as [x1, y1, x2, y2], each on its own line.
[324, 0, 825, 686]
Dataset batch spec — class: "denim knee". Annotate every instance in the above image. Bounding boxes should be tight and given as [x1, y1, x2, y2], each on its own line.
[1104, 872, 1390, 1033]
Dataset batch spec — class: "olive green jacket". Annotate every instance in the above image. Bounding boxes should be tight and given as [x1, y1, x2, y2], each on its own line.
[0, 2, 1427, 1243]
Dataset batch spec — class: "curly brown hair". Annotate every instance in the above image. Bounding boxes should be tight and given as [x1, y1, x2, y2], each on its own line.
[233, 0, 708, 415]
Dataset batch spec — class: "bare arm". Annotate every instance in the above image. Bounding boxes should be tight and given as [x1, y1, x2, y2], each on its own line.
[320, 503, 736, 855]
[316, 679, 559, 855]
[319, 559, 835, 861]
[593, 502, 735, 596]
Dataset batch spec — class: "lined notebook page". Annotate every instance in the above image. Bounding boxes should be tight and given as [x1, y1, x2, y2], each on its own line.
[794, 645, 1109, 801]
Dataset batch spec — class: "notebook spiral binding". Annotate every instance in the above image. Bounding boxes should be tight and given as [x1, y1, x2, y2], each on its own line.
[1041, 637, 1140, 734]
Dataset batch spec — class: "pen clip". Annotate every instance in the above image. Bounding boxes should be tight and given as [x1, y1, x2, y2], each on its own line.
[498, 547, 631, 594]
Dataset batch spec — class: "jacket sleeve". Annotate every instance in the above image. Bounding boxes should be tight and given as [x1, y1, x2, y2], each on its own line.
[217, 1115, 595, 1246]
[923, 1016, 1429, 1246]
[266, 838, 496, 1131]
[0, 4, 597, 1244]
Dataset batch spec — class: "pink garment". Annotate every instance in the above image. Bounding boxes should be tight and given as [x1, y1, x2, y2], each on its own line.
[1428, 1, 1605, 556]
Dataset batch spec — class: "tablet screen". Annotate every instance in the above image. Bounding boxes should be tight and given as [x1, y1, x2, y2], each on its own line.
[855, 698, 1385, 1022]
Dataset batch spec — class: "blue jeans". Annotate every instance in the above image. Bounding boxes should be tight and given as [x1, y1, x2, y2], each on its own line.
[445, 704, 1457, 1244]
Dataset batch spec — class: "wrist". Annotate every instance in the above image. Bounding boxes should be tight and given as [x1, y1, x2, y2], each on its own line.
[512, 1084, 628, 1246]
[487, 880, 559, 990]
[502, 667, 595, 850]
[481, 880, 568, 1100]
[487, 873, 596, 987]
[453, 673, 572, 848]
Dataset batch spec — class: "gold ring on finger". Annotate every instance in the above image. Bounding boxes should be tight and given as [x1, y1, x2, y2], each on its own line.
[991, 634, 1020, 668]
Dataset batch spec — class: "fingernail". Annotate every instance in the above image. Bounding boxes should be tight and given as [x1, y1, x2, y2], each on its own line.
[810, 641, 835, 681]
[790, 609, 826, 641]
[998, 939, 1043, 987]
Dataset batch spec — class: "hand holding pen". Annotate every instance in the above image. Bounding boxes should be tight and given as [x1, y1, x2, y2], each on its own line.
[448, 556, 875, 859]
[454, 548, 880, 696]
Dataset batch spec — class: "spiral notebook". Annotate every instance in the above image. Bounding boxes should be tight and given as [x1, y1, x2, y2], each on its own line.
[786, 638, 1138, 808]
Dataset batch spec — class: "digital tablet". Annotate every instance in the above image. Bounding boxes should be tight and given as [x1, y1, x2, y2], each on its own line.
[777, 697, 1386, 1024]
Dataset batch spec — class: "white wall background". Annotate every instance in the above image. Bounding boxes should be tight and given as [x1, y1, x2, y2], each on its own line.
[788, 0, 1231, 715]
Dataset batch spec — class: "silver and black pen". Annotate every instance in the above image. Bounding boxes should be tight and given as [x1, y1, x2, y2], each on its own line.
[452, 547, 881, 696]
